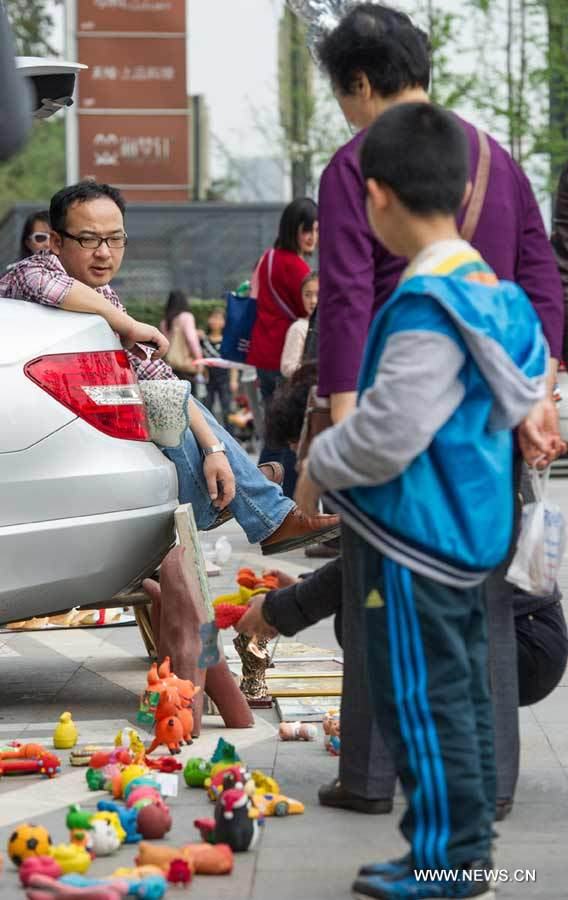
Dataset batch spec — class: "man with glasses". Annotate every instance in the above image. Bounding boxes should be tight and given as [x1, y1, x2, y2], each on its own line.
[0, 180, 339, 560]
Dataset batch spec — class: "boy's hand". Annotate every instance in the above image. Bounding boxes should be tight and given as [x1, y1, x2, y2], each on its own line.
[519, 397, 566, 467]
[234, 595, 278, 640]
[203, 453, 236, 510]
[294, 461, 323, 516]
[121, 318, 169, 359]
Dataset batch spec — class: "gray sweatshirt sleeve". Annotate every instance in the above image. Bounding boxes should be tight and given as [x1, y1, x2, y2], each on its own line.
[0, 4, 32, 160]
[308, 330, 465, 491]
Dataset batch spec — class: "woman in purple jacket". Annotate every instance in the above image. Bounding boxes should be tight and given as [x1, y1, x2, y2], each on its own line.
[300, 2, 565, 824]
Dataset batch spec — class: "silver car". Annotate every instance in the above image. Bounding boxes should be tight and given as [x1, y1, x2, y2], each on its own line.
[0, 299, 178, 625]
[0, 57, 178, 626]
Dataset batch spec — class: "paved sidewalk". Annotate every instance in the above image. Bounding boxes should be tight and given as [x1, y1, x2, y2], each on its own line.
[1, 509, 567, 898]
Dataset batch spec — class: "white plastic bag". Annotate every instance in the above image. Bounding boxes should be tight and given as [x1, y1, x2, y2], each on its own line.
[506, 467, 566, 595]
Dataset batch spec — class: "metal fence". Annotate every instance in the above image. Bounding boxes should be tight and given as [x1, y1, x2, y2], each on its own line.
[0, 202, 286, 301]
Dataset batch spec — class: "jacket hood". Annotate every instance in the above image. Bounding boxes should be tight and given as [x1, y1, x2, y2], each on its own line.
[403, 275, 548, 431]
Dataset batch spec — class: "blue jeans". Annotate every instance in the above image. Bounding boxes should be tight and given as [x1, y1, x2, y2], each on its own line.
[161, 397, 294, 544]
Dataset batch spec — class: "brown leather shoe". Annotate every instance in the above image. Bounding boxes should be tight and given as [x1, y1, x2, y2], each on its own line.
[204, 462, 285, 531]
[261, 508, 340, 556]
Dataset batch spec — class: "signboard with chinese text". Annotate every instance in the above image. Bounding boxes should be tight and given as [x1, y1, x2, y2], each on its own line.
[70, 0, 192, 201]
[79, 115, 191, 200]
[78, 0, 186, 33]
[77, 36, 186, 108]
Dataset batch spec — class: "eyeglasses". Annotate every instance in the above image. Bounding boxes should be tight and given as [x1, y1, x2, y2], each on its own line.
[59, 230, 128, 249]
[30, 232, 50, 243]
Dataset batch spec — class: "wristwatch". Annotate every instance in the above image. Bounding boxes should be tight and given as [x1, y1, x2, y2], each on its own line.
[202, 442, 226, 457]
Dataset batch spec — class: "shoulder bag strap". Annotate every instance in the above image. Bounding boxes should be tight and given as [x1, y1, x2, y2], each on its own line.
[267, 249, 298, 322]
[460, 128, 491, 243]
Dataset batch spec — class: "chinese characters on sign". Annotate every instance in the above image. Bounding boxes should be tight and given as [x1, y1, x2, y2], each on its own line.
[74, 0, 191, 200]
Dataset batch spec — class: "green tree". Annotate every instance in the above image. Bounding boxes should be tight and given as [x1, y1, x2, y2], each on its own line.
[278, 6, 315, 196]
[0, 119, 65, 219]
[4, 0, 60, 56]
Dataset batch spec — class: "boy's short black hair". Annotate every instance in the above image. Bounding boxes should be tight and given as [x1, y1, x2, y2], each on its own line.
[50, 181, 126, 233]
[317, 3, 430, 98]
[361, 103, 469, 215]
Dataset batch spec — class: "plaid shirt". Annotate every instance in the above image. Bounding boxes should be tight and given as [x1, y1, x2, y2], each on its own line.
[0, 251, 176, 381]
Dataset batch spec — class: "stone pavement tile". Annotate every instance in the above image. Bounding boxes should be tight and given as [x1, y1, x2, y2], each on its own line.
[519, 727, 564, 769]
[513, 766, 568, 802]
[251, 868, 359, 900]
[539, 725, 568, 767]
[496, 801, 568, 838]
[494, 843, 565, 900]
[530, 686, 568, 725]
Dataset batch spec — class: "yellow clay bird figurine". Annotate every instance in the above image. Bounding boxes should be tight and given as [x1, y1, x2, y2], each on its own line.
[53, 712, 79, 749]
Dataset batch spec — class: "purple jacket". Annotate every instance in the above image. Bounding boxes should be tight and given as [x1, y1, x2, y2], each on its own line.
[318, 118, 564, 396]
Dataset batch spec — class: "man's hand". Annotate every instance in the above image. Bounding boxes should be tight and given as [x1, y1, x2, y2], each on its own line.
[262, 569, 299, 589]
[518, 397, 566, 468]
[294, 460, 323, 516]
[235, 595, 278, 640]
[203, 452, 236, 510]
[121, 318, 169, 360]
[330, 390, 357, 424]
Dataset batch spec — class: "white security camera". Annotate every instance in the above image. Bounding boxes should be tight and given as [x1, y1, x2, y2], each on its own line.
[16, 57, 87, 119]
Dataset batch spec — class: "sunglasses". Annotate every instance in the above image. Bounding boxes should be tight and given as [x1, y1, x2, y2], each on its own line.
[30, 232, 50, 243]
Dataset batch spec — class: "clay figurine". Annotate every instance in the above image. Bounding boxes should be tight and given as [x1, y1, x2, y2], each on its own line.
[205, 765, 254, 802]
[183, 757, 212, 788]
[96, 801, 141, 844]
[135, 840, 233, 876]
[279, 722, 317, 741]
[18, 856, 63, 886]
[49, 844, 92, 875]
[136, 804, 172, 841]
[194, 789, 261, 852]
[53, 713, 78, 750]
[166, 860, 192, 886]
[89, 819, 121, 857]
[66, 805, 93, 847]
[91, 812, 126, 846]
[8, 823, 53, 866]
[146, 691, 184, 756]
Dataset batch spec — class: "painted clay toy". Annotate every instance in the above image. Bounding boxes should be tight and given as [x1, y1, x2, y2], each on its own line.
[66, 805, 94, 847]
[53, 713, 79, 749]
[0, 753, 61, 778]
[136, 804, 172, 841]
[114, 728, 145, 758]
[90, 812, 126, 846]
[195, 789, 261, 852]
[125, 787, 162, 810]
[61, 874, 167, 900]
[49, 844, 92, 875]
[123, 777, 162, 802]
[85, 768, 107, 791]
[146, 691, 184, 756]
[25, 873, 127, 900]
[70, 746, 108, 767]
[89, 819, 121, 857]
[135, 840, 233, 876]
[279, 722, 317, 741]
[183, 757, 212, 788]
[210, 738, 240, 765]
[327, 735, 341, 756]
[7, 823, 53, 866]
[19, 856, 63, 886]
[205, 764, 254, 802]
[166, 860, 192, 886]
[250, 771, 280, 795]
[145, 756, 182, 774]
[118, 765, 149, 798]
[253, 792, 305, 817]
[96, 801, 141, 844]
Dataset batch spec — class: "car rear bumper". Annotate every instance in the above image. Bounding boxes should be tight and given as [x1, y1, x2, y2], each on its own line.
[0, 502, 177, 625]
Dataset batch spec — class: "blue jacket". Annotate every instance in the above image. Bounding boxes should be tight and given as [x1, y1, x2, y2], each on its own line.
[322, 275, 548, 587]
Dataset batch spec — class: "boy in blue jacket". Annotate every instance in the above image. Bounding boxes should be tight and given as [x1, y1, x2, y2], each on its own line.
[295, 103, 548, 900]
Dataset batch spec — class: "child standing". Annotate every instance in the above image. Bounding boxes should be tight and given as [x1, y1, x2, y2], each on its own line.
[201, 306, 238, 435]
[295, 103, 548, 899]
[280, 271, 319, 377]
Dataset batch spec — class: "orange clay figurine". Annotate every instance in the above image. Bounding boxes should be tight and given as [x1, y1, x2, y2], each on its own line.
[147, 690, 184, 756]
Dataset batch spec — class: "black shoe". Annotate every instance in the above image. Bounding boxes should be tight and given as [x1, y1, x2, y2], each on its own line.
[495, 798, 513, 821]
[358, 855, 412, 879]
[318, 779, 393, 815]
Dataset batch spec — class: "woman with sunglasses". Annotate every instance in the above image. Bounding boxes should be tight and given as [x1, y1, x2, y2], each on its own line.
[19, 209, 51, 258]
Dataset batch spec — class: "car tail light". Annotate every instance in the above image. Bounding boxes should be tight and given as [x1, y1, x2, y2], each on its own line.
[25, 351, 150, 441]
